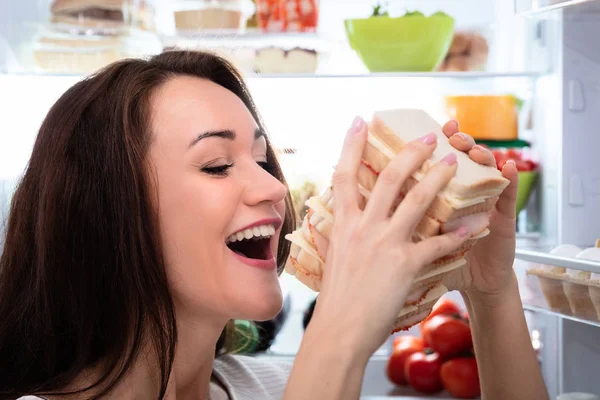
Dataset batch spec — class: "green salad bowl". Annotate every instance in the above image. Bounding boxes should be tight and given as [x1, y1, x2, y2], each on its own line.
[516, 171, 539, 215]
[344, 13, 455, 72]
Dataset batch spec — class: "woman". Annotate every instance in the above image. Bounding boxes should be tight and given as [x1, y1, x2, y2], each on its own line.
[0, 50, 548, 400]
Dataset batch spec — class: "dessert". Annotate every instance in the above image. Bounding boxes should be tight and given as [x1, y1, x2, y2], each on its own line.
[527, 244, 581, 314]
[562, 242, 600, 321]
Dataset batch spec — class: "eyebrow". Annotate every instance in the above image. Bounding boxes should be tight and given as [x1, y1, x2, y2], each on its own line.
[188, 128, 265, 148]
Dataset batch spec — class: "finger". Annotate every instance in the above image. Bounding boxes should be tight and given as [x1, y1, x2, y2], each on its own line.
[390, 153, 458, 236]
[448, 132, 475, 152]
[331, 117, 367, 218]
[494, 160, 519, 219]
[442, 120, 460, 137]
[414, 227, 470, 266]
[468, 145, 497, 168]
[362, 132, 437, 221]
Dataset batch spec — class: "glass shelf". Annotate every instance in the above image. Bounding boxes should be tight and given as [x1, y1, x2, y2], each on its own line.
[524, 304, 600, 328]
[0, 69, 542, 80]
[516, 248, 600, 274]
[516, 0, 600, 16]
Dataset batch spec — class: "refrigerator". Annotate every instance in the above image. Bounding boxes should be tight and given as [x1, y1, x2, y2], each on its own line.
[1, 0, 600, 398]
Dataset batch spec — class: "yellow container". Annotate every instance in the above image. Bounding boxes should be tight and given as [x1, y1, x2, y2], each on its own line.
[445, 95, 519, 140]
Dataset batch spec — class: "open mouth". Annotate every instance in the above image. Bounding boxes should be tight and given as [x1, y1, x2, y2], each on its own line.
[226, 225, 275, 261]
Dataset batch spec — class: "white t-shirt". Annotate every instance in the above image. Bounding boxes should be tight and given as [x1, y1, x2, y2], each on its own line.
[18, 355, 293, 400]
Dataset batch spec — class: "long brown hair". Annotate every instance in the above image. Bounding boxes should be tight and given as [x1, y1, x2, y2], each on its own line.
[0, 51, 296, 399]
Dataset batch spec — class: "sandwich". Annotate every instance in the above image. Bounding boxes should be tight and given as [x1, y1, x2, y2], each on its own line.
[49, 0, 155, 31]
[285, 109, 510, 332]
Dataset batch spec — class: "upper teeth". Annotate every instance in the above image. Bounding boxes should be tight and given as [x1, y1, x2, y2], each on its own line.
[227, 224, 276, 244]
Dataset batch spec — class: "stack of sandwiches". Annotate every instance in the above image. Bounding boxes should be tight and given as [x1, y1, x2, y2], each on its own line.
[285, 109, 509, 332]
[33, 0, 158, 74]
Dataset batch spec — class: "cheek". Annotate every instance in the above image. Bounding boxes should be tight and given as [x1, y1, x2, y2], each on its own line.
[156, 173, 241, 300]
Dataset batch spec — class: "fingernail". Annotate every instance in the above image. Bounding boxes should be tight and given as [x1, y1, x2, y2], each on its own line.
[505, 159, 516, 167]
[349, 116, 365, 134]
[421, 132, 437, 145]
[451, 119, 460, 130]
[456, 226, 470, 237]
[473, 145, 486, 152]
[442, 153, 457, 165]
[455, 132, 468, 140]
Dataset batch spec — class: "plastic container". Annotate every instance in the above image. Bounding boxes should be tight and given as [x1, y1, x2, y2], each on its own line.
[444, 95, 519, 140]
[170, 0, 255, 33]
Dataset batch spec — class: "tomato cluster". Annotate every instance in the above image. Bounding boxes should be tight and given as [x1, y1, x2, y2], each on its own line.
[490, 148, 538, 172]
[387, 298, 481, 398]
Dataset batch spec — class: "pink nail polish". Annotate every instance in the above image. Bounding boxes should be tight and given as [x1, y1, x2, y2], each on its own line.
[442, 153, 457, 165]
[349, 116, 365, 134]
[421, 132, 437, 145]
[456, 226, 470, 237]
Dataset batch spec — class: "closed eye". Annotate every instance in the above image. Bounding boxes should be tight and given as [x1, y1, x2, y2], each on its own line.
[202, 163, 234, 176]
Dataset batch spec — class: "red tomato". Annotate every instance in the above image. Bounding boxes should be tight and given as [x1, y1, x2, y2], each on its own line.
[514, 159, 533, 171]
[422, 314, 472, 359]
[404, 349, 443, 394]
[441, 357, 481, 398]
[491, 150, 505, 165]
[420, 297, 462, 338]
[506, 149, 523, 160]
[387, 337, 425, 386]
[393, 335, 424, 348]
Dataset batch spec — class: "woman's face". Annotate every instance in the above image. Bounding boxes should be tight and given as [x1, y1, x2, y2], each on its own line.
[149, 76, 287, 322]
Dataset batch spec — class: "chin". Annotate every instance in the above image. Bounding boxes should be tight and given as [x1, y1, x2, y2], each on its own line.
[235, 284, 284, 322]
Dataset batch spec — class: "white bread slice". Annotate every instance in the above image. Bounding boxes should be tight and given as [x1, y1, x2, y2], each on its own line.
[370, 109, 509, 202]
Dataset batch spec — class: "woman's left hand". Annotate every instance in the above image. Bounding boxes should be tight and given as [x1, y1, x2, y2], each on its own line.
[438, 121, 520, 303]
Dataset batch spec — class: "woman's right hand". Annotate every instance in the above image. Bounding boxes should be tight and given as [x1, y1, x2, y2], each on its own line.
[311, 117, 470, 360]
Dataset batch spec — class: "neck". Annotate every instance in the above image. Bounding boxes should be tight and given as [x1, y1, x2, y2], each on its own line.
[170, 310, 226, 400]
[51, 311, 227, 400]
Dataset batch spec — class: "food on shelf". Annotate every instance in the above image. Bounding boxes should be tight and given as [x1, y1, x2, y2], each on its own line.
[172, 0, 255, 32]
[587, 240, 600, 319]
[562, 241, 600, 320]
[387, 336, 425, 386]
[344, 8, 455, 72]
[253, 46, 318, 73]
[527, 245, 582, 314]
[421, 314, 472, 359]
[255, 0, 319, 32]
[437, 30, 489, 72]
[33, 28, 160, 74]
[50, 0, 155, 31]
[445, 95, 521, 141]
[440, 357, 481, 399]
[33, 0, 160, 73]
[419, 297, 462, 337]
[387, 297, 481, 398]
[284, 109, 509, 332]
[486, 147, 539, 214]
[404, 349, 444, 394]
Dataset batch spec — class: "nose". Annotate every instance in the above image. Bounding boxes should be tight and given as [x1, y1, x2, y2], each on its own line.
[242, 161, 287, 206]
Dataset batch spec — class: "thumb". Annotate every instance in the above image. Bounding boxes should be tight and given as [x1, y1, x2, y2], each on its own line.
[495, 160, 519, 219]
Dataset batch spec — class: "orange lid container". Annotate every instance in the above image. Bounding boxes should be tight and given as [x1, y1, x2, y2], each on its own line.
[445, 95, 519, 141]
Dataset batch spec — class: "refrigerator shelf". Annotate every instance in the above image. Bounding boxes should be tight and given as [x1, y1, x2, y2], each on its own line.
[515, 0, 600, 16]
[523, 304, 600, 328]
[516, 248, 600, 274]
[0, 70, 542, 80]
